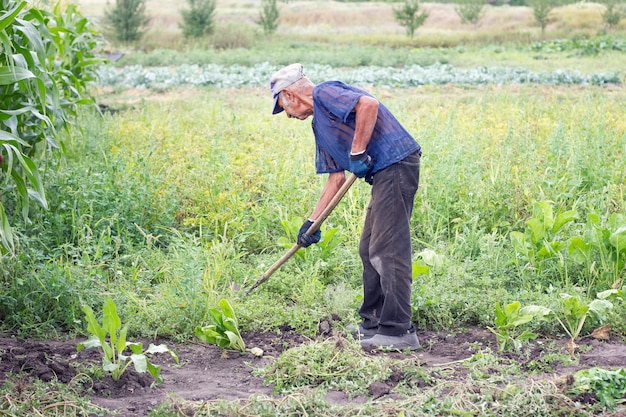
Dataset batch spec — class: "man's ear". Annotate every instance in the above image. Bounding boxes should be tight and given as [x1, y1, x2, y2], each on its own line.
[282, 89, 294, 103]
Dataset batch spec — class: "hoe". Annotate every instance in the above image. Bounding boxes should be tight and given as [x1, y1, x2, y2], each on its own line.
[245, 173, 358, 295]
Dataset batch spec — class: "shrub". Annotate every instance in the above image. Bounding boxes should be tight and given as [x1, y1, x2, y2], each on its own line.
[180, 0, 216, 38]
[258, 0, 280, 36]
[600, 0, 625, 29]
[455, 0, 486, 29]
[394, 0, 429, 38]
[104, 0, 150, 43]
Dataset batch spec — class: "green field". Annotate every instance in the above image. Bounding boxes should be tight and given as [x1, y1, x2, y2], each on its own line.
[1, 0, 626, 415]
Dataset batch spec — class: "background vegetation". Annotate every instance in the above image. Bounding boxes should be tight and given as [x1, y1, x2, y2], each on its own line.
[0, 0, 625, 415]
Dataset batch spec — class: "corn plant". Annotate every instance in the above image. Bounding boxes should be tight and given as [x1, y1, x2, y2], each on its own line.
[195, 298, 245, 352]
[0, 0, 104, 254]
[77, 298, 178, 383]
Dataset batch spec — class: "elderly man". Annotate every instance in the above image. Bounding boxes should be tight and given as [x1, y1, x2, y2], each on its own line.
[270, 63, 422, 350]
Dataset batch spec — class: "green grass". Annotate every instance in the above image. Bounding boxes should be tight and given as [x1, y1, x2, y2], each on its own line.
[5, 84, 624, 340]
[2, 2, 626, 414]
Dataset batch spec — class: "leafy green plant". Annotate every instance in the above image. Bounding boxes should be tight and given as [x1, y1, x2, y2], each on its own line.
[180, 0, 216, 38]
[571, 367, 626, 409]
[455, 0, 485, 29]
[277, 218, 341, 262]
[257, 0, 279, 36]
[529, 0, 556, 36]
[488, 301, 537, 352]
[599, 0, 625, 29]
[393, 0, 429, 38]
[195, 298, 245, 352]
[105, 0, 150, 42]
[77, 298, 178, 383]
[524, 293, 613, 358]
[0, 0, 104, 254]
[568, 212, 626, 290]
[510, 200, 577, 275]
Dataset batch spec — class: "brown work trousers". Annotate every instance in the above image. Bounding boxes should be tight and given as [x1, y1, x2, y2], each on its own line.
[358, 150, 421, 336]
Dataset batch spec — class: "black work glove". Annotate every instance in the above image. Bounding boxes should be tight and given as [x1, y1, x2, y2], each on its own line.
[349, 151, 374, 178]
[297, 219, 321, 248]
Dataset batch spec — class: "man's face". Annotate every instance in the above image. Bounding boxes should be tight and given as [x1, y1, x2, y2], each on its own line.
[279, 91, 313, 120]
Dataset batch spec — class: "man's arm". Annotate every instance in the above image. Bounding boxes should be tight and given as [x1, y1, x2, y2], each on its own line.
[351, 95, 379, 154]
[309, 171, 347, 221]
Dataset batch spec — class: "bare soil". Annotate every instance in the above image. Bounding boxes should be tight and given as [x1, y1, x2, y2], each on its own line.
[1, 323, 625, 416]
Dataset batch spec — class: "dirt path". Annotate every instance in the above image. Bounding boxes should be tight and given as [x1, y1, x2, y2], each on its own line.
[1, 326, 625, 416]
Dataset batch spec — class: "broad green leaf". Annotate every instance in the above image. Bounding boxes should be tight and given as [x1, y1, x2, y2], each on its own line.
[536, 200, 554, 231]
[494, 302, 507, 327]
[219, 299, 238, 323]
[567, 236, 591, 264]
[519, 305, 553, 320]
[526, 218, 546, 245]
[128, 342, 144, 355]
[103, 360, 119, 373]
[510, 231, 528, 255]
[517, 330, 538, 343]
[418, 249, 445, 270]
[225, 330, 246, 351]
[81, 304, 107, 343]
[412, 260, 430, 279]
[552, 210, 577, 234]
[508, 315, 534, 327]
[588, 299, 613, 323]
[0, 204, 14, 252]
[145, 344, 170, 354]
[76, 335, 102, 353]
[504, 301, 522, 318]
[146, 360, 163, 383]
[130, 354, 148, 373]
[609, 224, 626, 253]
[195, 325, 220, 344]
[208, 308, 224, 327]
[103, 298, 121, 346]
[560, 294, 589, 320]
[0, 66, 35, 85]
[597, 289, 622, 300]
[0, 1, 27, 32]
[117, 326, 128, 355]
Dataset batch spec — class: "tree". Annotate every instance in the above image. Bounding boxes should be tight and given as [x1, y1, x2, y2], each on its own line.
[180, 0, 217, 38]
[105, 0, 150, 43]
[455, 0, 485, 30]
[529, 0, 555, 36]
[600, 0, 625, 29]
[394, 0, 429, 39]
[258, 0, 279, 36]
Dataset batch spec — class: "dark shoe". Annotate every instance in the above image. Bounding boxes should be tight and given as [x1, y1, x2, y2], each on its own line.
[360, 332, 420, 351]
[347, 324, 378, 339]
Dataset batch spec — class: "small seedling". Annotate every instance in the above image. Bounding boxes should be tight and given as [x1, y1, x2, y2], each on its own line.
[195, 298, 246, 352]
[77, 298, 178, 383]
[488, 301, 537, 352]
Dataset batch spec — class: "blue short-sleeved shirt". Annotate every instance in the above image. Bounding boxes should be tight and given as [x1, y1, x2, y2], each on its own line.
[312, 81, 421, 174]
